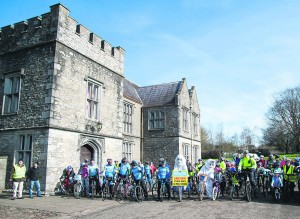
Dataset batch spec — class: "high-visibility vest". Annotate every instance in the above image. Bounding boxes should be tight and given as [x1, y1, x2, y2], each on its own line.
[12, 164, 26, 179]
[238, 156, 256, 170]
[283, 165, 297, 182]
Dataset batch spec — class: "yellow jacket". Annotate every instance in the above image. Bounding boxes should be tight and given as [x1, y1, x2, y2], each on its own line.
[238, 156, 256, 170]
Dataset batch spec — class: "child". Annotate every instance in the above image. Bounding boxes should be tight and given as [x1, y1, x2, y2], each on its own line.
[81, 163, 89, 196]
[271, 169, 283, 198]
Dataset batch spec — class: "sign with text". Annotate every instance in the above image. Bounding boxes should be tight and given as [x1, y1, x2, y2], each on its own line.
[172, 170, 188, 186]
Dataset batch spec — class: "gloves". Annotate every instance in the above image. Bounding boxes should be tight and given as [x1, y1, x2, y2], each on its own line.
[238, 170, 241, 174]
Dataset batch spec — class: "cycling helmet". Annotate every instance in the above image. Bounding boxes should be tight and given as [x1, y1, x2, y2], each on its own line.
[243, 150, 249, 154]
[131, 160, 137, 166]
[274, 161, 280, 168]
[226, 162, 232, 168]
[198, 158, 202, 161]
[121, 157, 127, 163]
[257, 162, 262, 167]
[84, 159, 89, 163]
[230, 167, 236, 173]
[216, 163, 220, 167]
[220, 157, 225, 161]
[274, 169, 281, 174]
[260, 155, 264, 159]
[66, 165, 72, 171]
[275, 154, 280, 159]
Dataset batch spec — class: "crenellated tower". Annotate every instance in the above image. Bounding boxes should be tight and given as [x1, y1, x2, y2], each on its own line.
[0, 3, 125, 75]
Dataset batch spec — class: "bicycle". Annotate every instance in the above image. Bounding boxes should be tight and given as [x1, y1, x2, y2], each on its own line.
[73, 175, 83, 199]
[241, 170, 253, 202]
[273, 186, 281, 202]
[212, 175, 220, 201]
[152, 180, 168, 201]
[229, 171, 241, 200]
[129, 181, 145, 202]
[198, 176, 206, 201]
[283, 174, 297, 202]
[89, 177, 97, 199]
[262, 169, 271, 197]
[115, 177, 126, 200]
[102, 177, 114, 201]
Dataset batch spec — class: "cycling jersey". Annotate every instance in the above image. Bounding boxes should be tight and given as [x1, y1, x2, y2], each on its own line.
[88, 164, 99, 177]
[131, 166, 143, 180]
[220, 161, 226, 172]
[271, 176, 283, 188]
[157, 166, 170, 180]
[119, 162, 130, 176]
[103, 164, 115, 178]
[144, 165, 151, 175]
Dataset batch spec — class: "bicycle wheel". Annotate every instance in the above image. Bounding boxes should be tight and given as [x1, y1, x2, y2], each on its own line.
[135, 186, 145, 202]
[151, 182, 158, 199]
[102, 185, 108, 201]
[246, 182, 252, 202]
[74, 182, 82, 199]
[212, 186, 218, 201]
[199, 182, 204, 201]
[230, 185, 236, 200]
[116, 184, 125, 200]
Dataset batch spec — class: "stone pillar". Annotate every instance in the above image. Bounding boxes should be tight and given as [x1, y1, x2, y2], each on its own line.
[0, 156, 8, 192]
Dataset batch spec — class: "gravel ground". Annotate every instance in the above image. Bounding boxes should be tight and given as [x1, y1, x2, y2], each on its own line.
[0, 192, 299, 219]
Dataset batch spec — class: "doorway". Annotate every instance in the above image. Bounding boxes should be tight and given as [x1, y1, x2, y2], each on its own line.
[80, 144, 94, 163]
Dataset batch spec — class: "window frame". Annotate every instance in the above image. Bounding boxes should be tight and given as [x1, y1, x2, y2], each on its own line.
[192, 113, 198, 135]
[2, 72, 22, 115]
[15, 134, 33, 169]
[148, 110, 165, 130]
[122, 141, 133, 162]
[123, 102, 134, 134]
[182, 107, 189, 132]
[182, 144, 189, 161]
[86, 78, 102, 121]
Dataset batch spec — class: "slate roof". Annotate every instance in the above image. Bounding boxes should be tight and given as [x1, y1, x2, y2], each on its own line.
[123, 78, 142, 103]
[136, 81, 182, 107]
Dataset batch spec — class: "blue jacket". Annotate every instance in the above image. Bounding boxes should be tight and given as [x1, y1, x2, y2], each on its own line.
[119, 162, 130, 176]
[131, 166, 143, 180]
[157, 166, 170, 180]
[103, 164, 116, 178]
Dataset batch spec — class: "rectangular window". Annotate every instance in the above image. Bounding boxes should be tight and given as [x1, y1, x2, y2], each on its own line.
[194, 146, 198, 163]
[148, 110, 165, 130]
[193, 114, 198, 135]
[2, 74, 21, 114]
[86, 79, 101, 120]
[122, 142, 133, 162]
[182, 144, 189, 161]
[123, 102, 133, 134]
[182, 108, 189, 131]
[15, 134, 32, 168]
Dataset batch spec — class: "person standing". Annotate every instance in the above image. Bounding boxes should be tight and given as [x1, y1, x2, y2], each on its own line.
[10, 159, 26, 200]
[27, 162, 42, 198]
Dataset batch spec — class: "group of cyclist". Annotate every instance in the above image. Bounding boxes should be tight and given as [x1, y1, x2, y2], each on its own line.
[60, 150, 300, 202]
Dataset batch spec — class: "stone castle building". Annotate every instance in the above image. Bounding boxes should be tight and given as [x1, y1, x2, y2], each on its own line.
[0, 4, 201, 194]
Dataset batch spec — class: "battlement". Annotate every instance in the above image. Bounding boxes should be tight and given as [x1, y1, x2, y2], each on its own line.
[0, 3, 125, 75]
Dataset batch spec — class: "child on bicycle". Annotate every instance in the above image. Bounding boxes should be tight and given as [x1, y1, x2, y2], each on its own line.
[271, 169, 283, 198]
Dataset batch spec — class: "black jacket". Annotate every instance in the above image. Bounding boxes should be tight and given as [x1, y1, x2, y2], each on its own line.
[27, 167, 39, 181]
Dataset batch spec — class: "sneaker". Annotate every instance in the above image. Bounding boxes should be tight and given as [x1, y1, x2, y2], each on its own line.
[160, 198, 163, 202]
[18, 197, 24, 199]
[29, 196, 33, 199]
[11, 197, 16, 200]
[37, 195, 43, 198]
[167, 197, 171, 200]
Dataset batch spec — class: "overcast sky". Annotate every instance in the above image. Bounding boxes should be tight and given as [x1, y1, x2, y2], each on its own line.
[1, 0, 300, 139]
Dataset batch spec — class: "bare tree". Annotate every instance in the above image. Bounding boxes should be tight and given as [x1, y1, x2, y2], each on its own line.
[264, 86, 300, 152]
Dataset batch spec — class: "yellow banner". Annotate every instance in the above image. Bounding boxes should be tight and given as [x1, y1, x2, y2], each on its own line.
[172, 170, 188, 186]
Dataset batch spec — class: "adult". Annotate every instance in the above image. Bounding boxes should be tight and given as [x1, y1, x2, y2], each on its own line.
[102, 158, 116, 197]
[10, 159, 26, 200]
[157, 159, 171, 201]
[131, 160, 148, 198]
[27, 161, 42, 198]
[283, 159, 297, 200]
[238, 150, 257, 196]
[88, 158, 100, 198]
[258, 155, 266, 168]
[115, 157, 131, 198]
[197, 159, 215, 199]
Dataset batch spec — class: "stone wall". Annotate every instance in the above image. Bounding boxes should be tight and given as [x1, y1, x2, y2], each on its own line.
[0, 156, 8, 191]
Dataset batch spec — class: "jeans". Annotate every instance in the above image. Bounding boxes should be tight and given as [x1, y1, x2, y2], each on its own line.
[145, 173, 152, 185]
[81, 178, 89, 195]
[29, 180, 41, 197]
